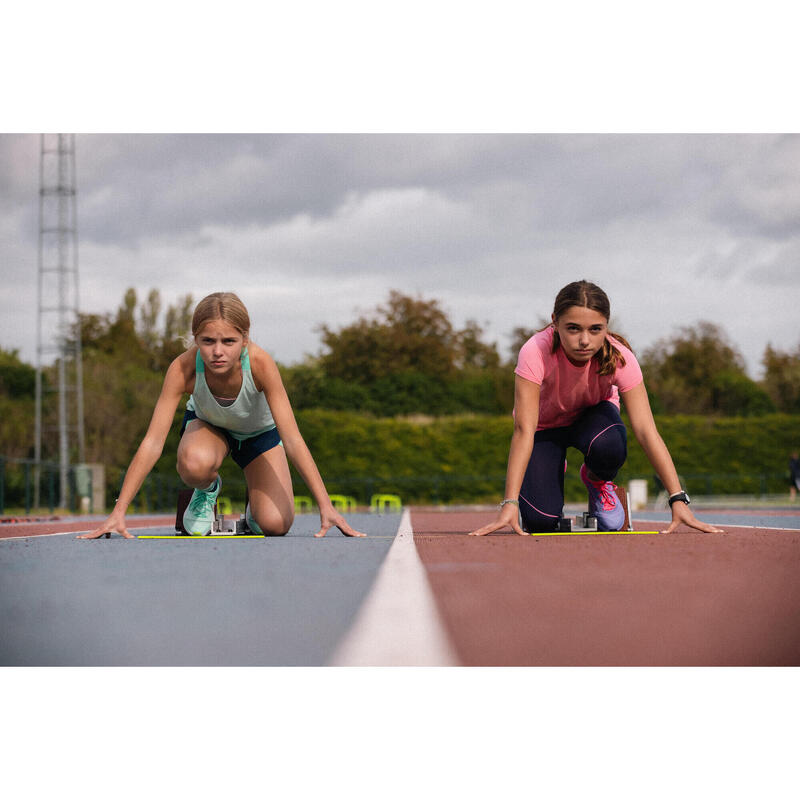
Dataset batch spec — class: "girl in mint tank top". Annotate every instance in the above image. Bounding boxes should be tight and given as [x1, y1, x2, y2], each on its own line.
[81, 292, 366, 539]
[468, 280, 724, 537]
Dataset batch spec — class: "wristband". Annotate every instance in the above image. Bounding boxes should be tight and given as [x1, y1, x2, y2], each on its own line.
[668, 491, 691, 507]
[500, 499, 519, 508]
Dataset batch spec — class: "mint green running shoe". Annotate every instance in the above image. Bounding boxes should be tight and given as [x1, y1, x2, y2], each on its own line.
[245, 503, 263, 534]
[183, 477, 221, 535]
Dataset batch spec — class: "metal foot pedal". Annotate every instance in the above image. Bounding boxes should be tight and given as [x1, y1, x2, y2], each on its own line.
[212, 485, 253, 534]
[557, 512, 598, 532]
[210, 512, 251, 535]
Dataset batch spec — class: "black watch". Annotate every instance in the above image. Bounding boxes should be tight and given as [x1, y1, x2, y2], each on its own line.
[668, 491, 691, 507]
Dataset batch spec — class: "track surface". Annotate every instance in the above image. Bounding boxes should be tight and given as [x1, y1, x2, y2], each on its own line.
[0, 513, 398, 666]
[412, 509, 800, 666]
[2, 507, 799, 666]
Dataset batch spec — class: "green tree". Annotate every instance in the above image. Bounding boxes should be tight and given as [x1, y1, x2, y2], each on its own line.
[0, 348, 36, 398]
[507, 326, 539, 364]
[139, 288, 162, 356]
[71, 288, 194, 480]
[0, 349, 37, 459]
[311, 291, 511, 415]
[641, 322, 774, 416]
[319, 290, 506, 382]
[455, 320, 501, 370]
[77, 288, 193, 370]
[162, 293, 194, 365]
[319, 291, 460, 382]
[762, 343, 800, 413]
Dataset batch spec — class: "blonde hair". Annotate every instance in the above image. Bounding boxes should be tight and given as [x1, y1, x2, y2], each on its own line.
[192, 292, 250, 338]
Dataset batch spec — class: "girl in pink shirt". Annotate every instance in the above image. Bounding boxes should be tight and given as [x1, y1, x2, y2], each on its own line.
[470, 280, 722, 535]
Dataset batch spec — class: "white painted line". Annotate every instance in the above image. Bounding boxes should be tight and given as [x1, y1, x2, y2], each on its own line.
[1, 529, 90, 539]
[329, 508, 460, 666]
[0, 526, 168, 540]
[634, 519, 800, 532]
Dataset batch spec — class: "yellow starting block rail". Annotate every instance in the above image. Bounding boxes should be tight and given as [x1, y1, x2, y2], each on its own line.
[138, 535, 266, 539]
[529, 530, 659, 537]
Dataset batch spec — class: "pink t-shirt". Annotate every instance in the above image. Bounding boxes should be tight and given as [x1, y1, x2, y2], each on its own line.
[514, 326, 643, 430]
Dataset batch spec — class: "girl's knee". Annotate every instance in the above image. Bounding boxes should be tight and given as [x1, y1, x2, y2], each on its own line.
[251, 506, 294, 536]
[585, 426, 627, 479]
[176, 451, 218, 485]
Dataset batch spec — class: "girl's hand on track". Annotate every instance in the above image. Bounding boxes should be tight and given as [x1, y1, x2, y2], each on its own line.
[315, 508, 367, 538]
[469, 504, 528, 536]
[661, 502, 724, 534]
[78, 511, 135, 539]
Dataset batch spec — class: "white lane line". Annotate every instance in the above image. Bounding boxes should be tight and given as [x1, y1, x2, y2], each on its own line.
[329, 507, 460, 666]
[635, 518, 800, 532]
[0, 525, 170, 540]
[1, 529, 92, 539]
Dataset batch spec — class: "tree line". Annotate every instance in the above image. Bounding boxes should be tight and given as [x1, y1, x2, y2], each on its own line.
[2, 287, 799, 475]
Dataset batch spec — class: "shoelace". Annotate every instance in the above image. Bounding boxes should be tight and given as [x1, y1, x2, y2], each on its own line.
[589, 479, 618, 511]
[189, 488, 215, 516]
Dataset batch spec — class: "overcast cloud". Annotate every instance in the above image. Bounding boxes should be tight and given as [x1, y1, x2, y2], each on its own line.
[1, 133, 799, 378]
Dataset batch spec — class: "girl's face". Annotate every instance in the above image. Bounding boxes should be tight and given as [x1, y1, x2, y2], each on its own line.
[195, 318, 248, 376]
[553, 305, 608, 366]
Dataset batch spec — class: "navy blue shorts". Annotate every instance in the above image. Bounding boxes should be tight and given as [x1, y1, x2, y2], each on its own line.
[180, 410, 282, 469]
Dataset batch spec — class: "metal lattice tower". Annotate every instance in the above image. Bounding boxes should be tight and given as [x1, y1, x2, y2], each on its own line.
[35, 134, 85, 509]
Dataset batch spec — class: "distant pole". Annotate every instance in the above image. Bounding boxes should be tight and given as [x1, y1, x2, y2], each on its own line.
[35, 134, 85, 509]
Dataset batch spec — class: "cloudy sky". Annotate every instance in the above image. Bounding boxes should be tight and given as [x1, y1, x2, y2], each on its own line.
[2, 132, 798, 377]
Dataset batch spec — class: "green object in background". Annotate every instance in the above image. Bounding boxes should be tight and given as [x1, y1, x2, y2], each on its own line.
[329, 494, 358, 511]
[73, 464, 92, 498]
[216, 496, 233, 515]
[294, 496, 313, 512]
[370, 493, 402, 512]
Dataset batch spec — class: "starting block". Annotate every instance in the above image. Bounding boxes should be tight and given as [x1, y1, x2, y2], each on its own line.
[558, 511, 598, 532]
[614, 484, 633, 531]
[557, 484, 633, 532]
[524, 484, 635, 534]
[175, 488, 255, 536]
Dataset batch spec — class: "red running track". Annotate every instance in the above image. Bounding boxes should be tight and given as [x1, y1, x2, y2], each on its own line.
[0, 516, 174, 539]
[411, 509, 800, 666]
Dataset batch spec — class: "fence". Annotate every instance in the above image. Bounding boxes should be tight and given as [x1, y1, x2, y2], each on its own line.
[0, 457, 87, 515]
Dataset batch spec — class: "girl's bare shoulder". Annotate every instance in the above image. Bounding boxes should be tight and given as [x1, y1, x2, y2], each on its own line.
[246, 341, 277, 369]
[245, 342, 280, 392]
[167, 346, 198, 392]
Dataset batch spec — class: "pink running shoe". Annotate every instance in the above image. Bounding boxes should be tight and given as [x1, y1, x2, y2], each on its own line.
[580, 463, 624, 531]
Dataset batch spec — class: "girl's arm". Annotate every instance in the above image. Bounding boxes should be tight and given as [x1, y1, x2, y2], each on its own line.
[470, 376, 540, 536]
[78, 354, 192, 539]
[621, 382, 723, 534]
[249, 344, 365, 538]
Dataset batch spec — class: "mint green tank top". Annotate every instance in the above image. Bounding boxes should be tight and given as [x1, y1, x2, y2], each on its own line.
[186, 349, 276, 441]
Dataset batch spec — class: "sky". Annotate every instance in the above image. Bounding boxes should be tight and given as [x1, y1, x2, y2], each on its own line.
[1, 132, 799, 377]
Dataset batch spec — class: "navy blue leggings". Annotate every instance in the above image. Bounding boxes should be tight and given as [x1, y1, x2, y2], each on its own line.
[519, 401, 628, 532]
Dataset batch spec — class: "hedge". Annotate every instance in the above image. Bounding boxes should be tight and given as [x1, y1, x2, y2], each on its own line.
[287, 410, 800, 505]
[112, 410, 800, 510]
